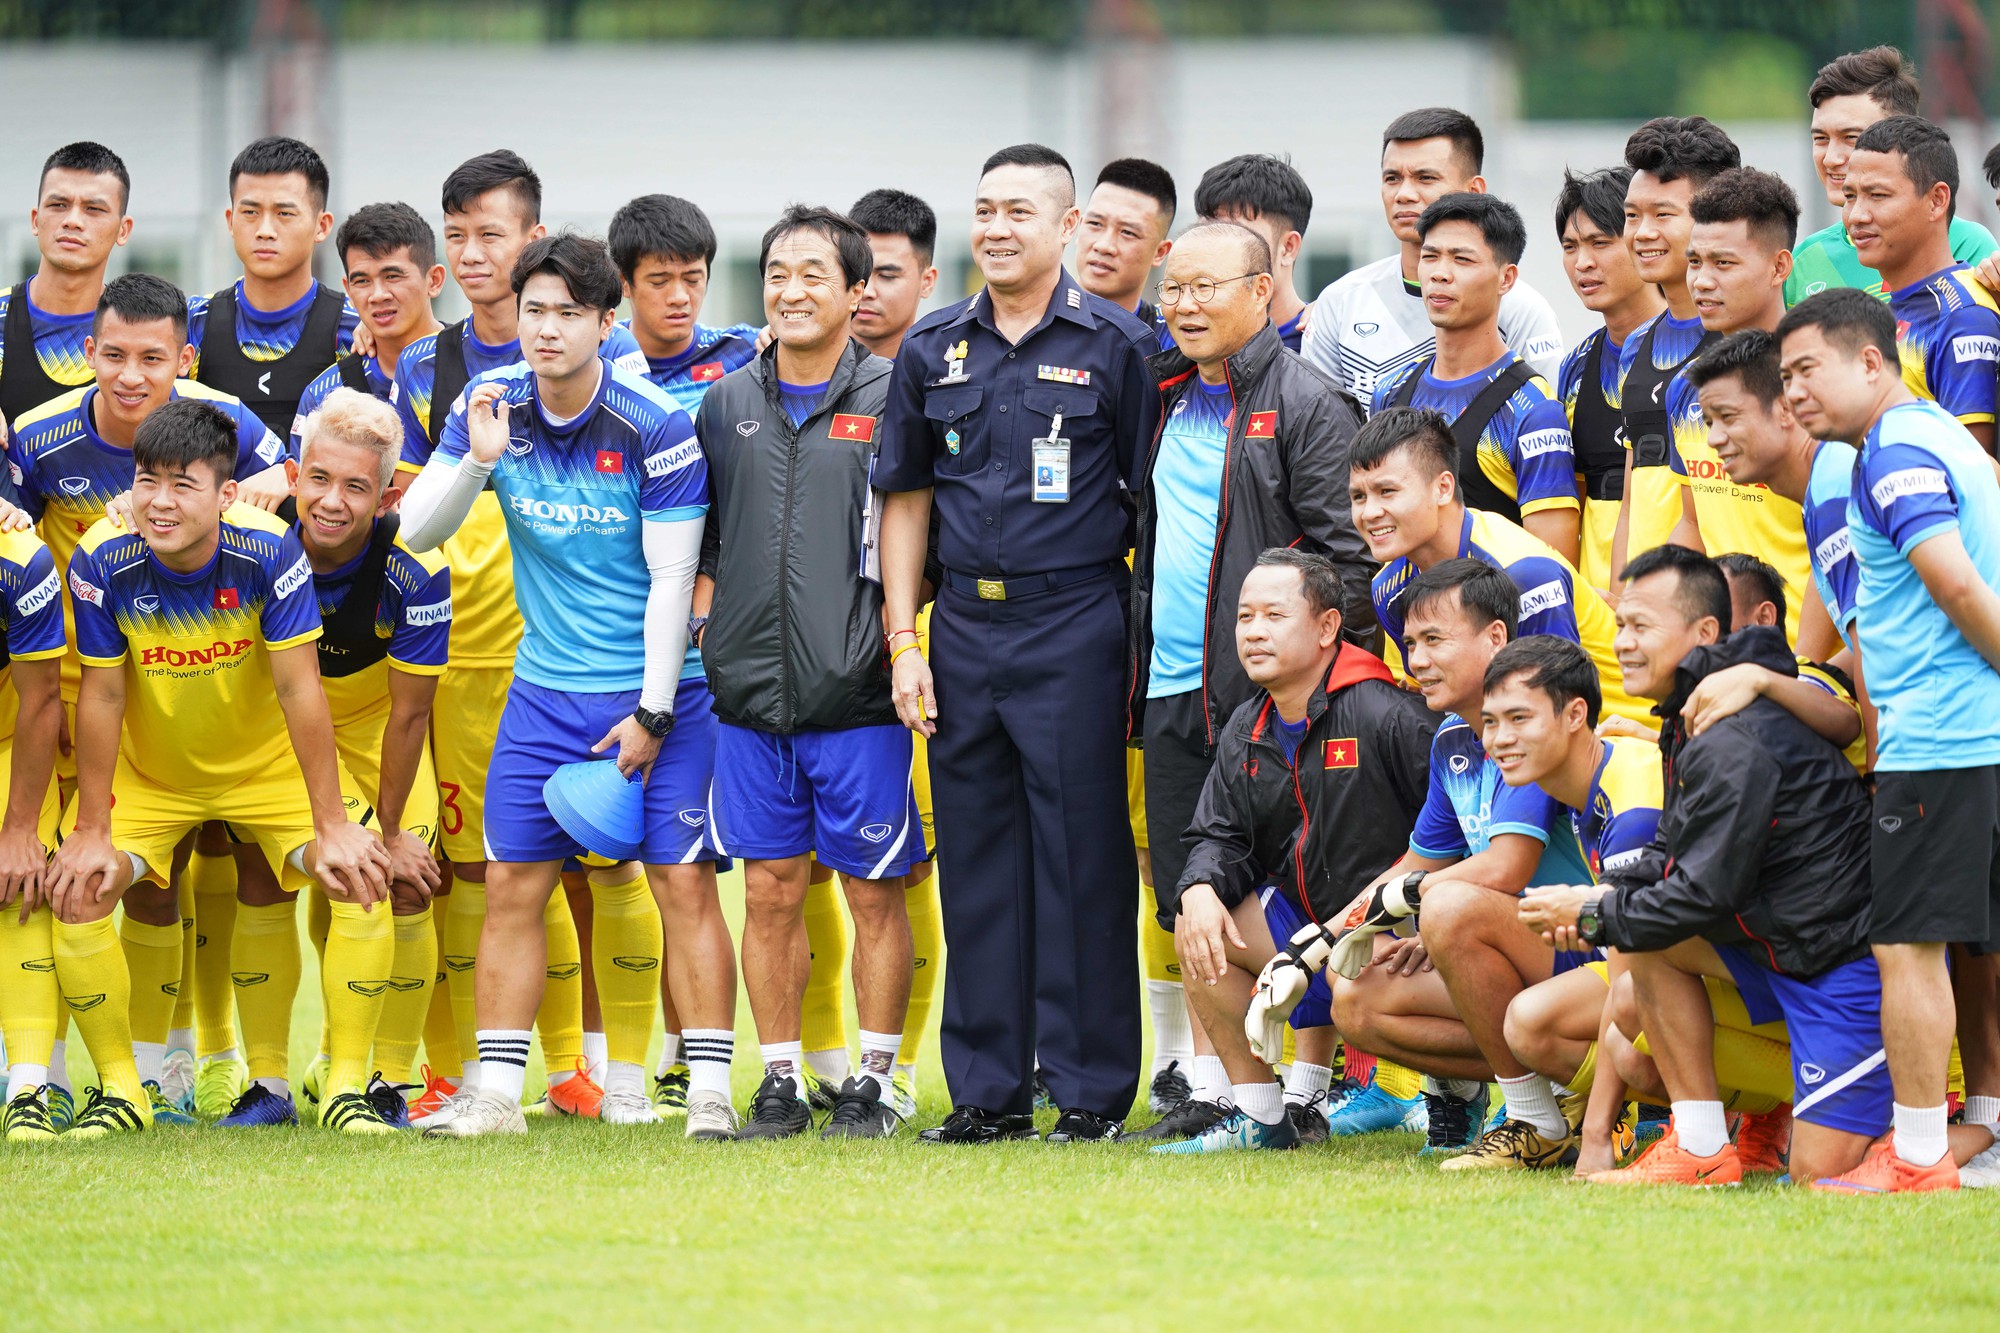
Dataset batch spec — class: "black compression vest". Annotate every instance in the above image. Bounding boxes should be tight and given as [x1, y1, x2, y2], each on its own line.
[1387, 355, 1536, 524]
[0, 282, 79, 426]
[1620, 320, 1715, 475]
[197, 283, 346, 436]
[278, 501, 400, 679]
[425, 321, 471, 448]
[1571, 331, 1626, 502]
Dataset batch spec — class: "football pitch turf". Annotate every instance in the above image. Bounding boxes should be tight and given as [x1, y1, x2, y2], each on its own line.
[3, 873, 1995, 1327]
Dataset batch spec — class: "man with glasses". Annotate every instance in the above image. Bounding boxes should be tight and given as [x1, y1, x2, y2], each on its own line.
[1127, 222, 1370, 1135]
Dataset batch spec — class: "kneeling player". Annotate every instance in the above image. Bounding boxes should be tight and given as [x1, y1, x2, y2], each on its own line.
[1156, 550, 1434, 1153]
[45, 399, 390, 1138]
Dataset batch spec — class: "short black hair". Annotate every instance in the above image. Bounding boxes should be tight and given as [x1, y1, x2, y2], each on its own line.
[1094, 158, 1177, 227]
[759, 205, 873, 290]
[1253, 547, 1346, 619]
[229, 136, 329, 212]
[1484, 635, 1601, 729]
[1854, 115, 1961, 222]
[94, 272, 189, 344]
[849, 189, 938, 267]
[335, 202, 437, 274]
[980, 144, 1075, 207]
[1404, 558, 1519, 641]
[1775, 286, 1900, 364]
[1683, 329, 1786, 410]
[510, 231, 623, 313]
[133, 398, 238, 485]
[1689, 167, 1801, 252]
[609, 195, 717, 281]
[1351, 406, 1457, 486]
[1983, 140, 2000, 193]
[1809, 46, 1921, 116]
[1621, 543, 1734, 631]
[1623, 116, 1742, 190]
[1715, 552, 1788, 630]
[1554, 166, 1632, 243]
[1195, 153, 1313, 236]
[1383, 108, 1484, 175]
[40, 141, 130, 213]
[1417, 192, 1527, 267]
[443, 149, 541, 225]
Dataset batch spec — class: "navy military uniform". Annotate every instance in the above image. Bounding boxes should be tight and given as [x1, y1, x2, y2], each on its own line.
[875, 268, 1161, 1120]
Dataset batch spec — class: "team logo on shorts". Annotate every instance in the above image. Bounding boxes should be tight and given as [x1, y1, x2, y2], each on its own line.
[1800, 1063, 1826, 1085]
[860, 823, 892, 843]
[678, 809, 706, 828]
[1879, 816, 1903, 833]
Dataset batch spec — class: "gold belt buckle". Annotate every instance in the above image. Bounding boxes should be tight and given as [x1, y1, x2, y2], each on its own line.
[976, 578, 1007, 601]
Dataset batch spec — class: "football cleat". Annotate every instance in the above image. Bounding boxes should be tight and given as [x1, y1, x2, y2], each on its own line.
[1151, 1108, 1299, 1155]
[45, 1083, 75, 1133]
[1046, 1108, 1123, 1143]
[62, 1087, 150, 1140]
[324, 1089, 399, 1136]
[299, 1054, 332, 1122]
[652, 1063, 691, 1117]
[405, 1066, 457, 1123]
[1032, 1069, 1055, 1111]
[365, 1075, 416, 1130]
[1589, 1130, 1742, 1187]
[887, 1070, 918, 1122]
[193, 1059, 246, 1119]
[1421, 1084, 1489, 1155]
[1733, 1104, 1791, 1174]
[541, 1061, 605, 1119]
[801, 1065, 839, 1114]
[821, 1076, 904, 1139]
[217, 1084, 299, 1128]
[1810, 1140, 1959, 1194]
[1287, 1091, 1333, 1146]
[143, 1080, 196, 1127]
[1438, 1118, 1578, 1172]
[737, 1072, 811, 1140]
[1126, 1097, 1231, 1143]
[684, 1089, 740, 1141]
[159, 1048, 197, 1113]
[1324, 1083, 1425, 1136]
[1956, 1140, 2000, 1189]
[420, 1089, 527, 1138]
[412, 1088, 475, 1131]
[599, 1088, 661, 1126]
[918, 1105, 1037, 1144]
[3, 1087, 58, 1143]
[1148, 1060, 1191, 1115]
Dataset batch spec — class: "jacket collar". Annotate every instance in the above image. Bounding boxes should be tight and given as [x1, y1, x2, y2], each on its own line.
[1149, 318, 1284, 394]
[748, 336, 883, 404]
[1249, 641, 1397, 740]
[945, 268, 1098, 335]
[1659, 626, 1797, 722]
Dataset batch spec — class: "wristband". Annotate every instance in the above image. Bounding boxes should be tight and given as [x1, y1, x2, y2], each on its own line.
[886, 628, 919, 643]
[890, 642, 920, 665]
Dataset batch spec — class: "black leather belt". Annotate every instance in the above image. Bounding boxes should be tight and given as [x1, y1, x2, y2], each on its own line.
[942, 563, 1113, 601]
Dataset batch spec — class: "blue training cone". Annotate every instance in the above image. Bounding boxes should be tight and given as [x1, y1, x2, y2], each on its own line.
[543, 760, 645, 862]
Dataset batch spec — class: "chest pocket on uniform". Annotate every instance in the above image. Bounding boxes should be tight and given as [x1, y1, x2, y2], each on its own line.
[1021, 385, 1100, 436]
[924, 385, 985, 475]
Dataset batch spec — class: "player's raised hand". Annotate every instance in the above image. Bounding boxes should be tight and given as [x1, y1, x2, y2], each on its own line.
[312, 819, 392, 908]
[464, 384, 512, 465]
[234, 464, 292, 513]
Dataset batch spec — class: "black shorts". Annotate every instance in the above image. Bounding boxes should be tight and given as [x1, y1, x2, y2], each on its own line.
[1870, 765, 2000, 950]
[1142, 687, 1212, 922]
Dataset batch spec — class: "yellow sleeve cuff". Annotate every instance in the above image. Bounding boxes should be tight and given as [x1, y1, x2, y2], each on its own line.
[1519, 496, 1582, 517]
[387, 658, 448, 678]
[265, 628, 323, 652]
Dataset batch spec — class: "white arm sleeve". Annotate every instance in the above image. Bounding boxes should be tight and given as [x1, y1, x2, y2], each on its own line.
[642, 515, 703, 714]
[399, 455, 493, 551]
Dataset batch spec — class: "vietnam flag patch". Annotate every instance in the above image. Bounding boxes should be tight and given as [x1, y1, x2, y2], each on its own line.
[213, 587, 239, 610]
[1323, 737, 1359, 769]
[595, 450, 624, 474]
[1246, 410, 1278, 439]
[831, 413, 877, 442]
[692, 361, 725, 382]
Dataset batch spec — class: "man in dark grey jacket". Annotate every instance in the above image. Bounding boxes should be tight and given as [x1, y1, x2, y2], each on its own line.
[694, 206, 922, 1141]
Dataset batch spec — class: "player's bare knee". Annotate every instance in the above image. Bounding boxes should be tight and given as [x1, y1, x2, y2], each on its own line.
[123, 878, 178, 926]
[1609, 971, 1643, 1043]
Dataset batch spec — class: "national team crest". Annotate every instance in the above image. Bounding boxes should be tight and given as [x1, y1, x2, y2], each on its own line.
[1246, 411, 1277, 439]
[692, 362, 725, 382]
[213, 587, 239, 610]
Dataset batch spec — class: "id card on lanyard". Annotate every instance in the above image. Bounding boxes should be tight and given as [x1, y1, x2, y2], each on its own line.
[1032, 411, 1070, 503]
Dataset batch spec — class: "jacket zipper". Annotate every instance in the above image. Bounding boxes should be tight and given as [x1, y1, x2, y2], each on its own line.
[1198, 361, 1241, 751]
[1127, 370, 1188, 740]
[1287, 749, 1316, 923]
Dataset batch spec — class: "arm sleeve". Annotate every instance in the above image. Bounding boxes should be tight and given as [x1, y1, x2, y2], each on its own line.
[873, 340, 936, 493]
[67, 545, 126, 666]
[399, 454, 494, 551]
[4, 543, 66, 659]
[642, 515, 702, 714]
[1507, 555, 1584, 643]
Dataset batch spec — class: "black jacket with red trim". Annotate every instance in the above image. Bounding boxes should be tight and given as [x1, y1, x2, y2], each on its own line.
[1128, 320, 1373, 748]
[1170, 644, 1437, 928]
[1598, 627, 1872, 978]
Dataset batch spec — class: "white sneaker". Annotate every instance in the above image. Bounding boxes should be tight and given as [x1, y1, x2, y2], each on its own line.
[600, 1088, 660, 1126]
[685, 1089, 740, 1140]
[159, 1048, 197, 1112]
[420, 1090, 525, 1138]
[1959, 1140, 2000, 1189]
[411, 1088, 476, 1131]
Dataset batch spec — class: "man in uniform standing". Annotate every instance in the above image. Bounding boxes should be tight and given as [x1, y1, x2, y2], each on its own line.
[876, 144, 1161, 1143]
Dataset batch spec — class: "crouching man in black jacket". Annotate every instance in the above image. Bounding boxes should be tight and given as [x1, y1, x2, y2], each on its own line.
[1522, 546, 1990, 1187]
[1150, 549, 1436, 1155]
[695, 206, 925, 1141]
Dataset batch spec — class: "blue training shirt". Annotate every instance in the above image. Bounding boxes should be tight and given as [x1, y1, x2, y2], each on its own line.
[617, 321, 761, 421]
[1848, 399, 2000, 769]
[1371, 353, 1580, 519]
[434, 356, 708, 693]
[777, 380, 828, 429]
[1408, 716, 1592, 884]
[1147, 377, 1231, 697]
[1803, 440, 1860, 646]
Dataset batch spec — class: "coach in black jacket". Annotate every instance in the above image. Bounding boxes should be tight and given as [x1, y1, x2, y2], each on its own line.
[1129, 222, 1374, 909]
[692, 206, 922, 1138]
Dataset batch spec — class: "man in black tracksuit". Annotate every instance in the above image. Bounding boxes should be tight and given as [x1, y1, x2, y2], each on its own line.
[694, 206, 922, 1142]
[1152, 550, 1436, 1153]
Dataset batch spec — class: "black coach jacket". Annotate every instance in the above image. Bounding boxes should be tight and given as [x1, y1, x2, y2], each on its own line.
[1598, 627, 1873, 978]
[1170, 643, 1437, 928]
[1128, 319, 1374, 751]
[696, 339, 899, 733]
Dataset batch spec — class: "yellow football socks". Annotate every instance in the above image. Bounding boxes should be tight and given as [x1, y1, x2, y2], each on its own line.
[801, 872, 851, 1058]
[232, 899, 302, 1083]
[537, 889, 585, 1076]
[189, 850, 239, 1059]
[0, 904, 57, 1069]
[171, 877, 196, 1034]
[306, 884, 332, 1057]
[322, 898, 394, 1099]
[371, 905, 437, 1083]
[443, 876, 486, 1077]
[589, 869, 663, 1068]
[898, 869, 943, 1068]
[422, 898, 461, 1078]
[118, 916, 182, 1050]
[51, 916, 146, 1108]
[1374, 1058, 1422, 1101]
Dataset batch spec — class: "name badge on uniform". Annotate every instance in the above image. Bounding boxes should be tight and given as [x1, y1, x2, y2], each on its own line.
[943, 339, 969, 383]
[1032, 411, 1070, 504]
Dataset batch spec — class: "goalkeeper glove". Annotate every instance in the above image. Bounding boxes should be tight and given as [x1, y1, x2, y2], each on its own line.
[1326, 871, 1426, 980]
[1245, 920, 1336, 1063]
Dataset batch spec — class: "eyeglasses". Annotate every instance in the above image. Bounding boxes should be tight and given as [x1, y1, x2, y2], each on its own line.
[1158, 273, 1265, 307]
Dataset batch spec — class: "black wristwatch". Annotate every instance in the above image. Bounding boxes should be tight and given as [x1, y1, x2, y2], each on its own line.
[632, 705, 675, 739]
[1576, 894, 1605, 947]
[688, 615, 709, 647]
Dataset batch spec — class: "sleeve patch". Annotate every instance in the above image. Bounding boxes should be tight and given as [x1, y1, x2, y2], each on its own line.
[17, 568, 60, 616]
[1952, 334, 2000, 363]
[272, 552, 312, 600]
[68, 568, 103, 607]
[1517, 579, 1570, 619]
[645, 439, 703, 478]
[403, 599, 451, 627]
[1870, 467, 1950, 507]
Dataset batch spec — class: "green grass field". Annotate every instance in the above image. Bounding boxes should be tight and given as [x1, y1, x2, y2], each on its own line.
[3, 871, 1996, 1328]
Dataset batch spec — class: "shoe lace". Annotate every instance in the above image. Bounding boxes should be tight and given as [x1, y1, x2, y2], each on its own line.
[1052, 1108, 1105, 1137]
[1426, 1091, 1475, 1144]
[224, 1084, 272, 1119]
[749, 1075, 800, 1122]
[78, 1086, 141, 1130]
[829, 1078, 891, 1127]
[367, 1076, 415, 1121]
[1471, 1117, 1539, 1156]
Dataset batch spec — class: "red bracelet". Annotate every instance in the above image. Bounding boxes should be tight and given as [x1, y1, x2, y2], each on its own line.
[886, 628, 919, 642]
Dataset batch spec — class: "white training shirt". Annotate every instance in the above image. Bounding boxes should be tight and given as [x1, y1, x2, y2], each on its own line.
[1301, 254, 1567, 406]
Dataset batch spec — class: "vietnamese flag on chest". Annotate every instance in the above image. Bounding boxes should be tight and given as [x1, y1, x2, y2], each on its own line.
[213, 587, 239, 610]
[1246, 410, 1278, 439]
[831, 413, 877, 443]
[692, 362, 725, 382]
[1324, 737, 1359, 769]
[595, 450, 624, 474]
